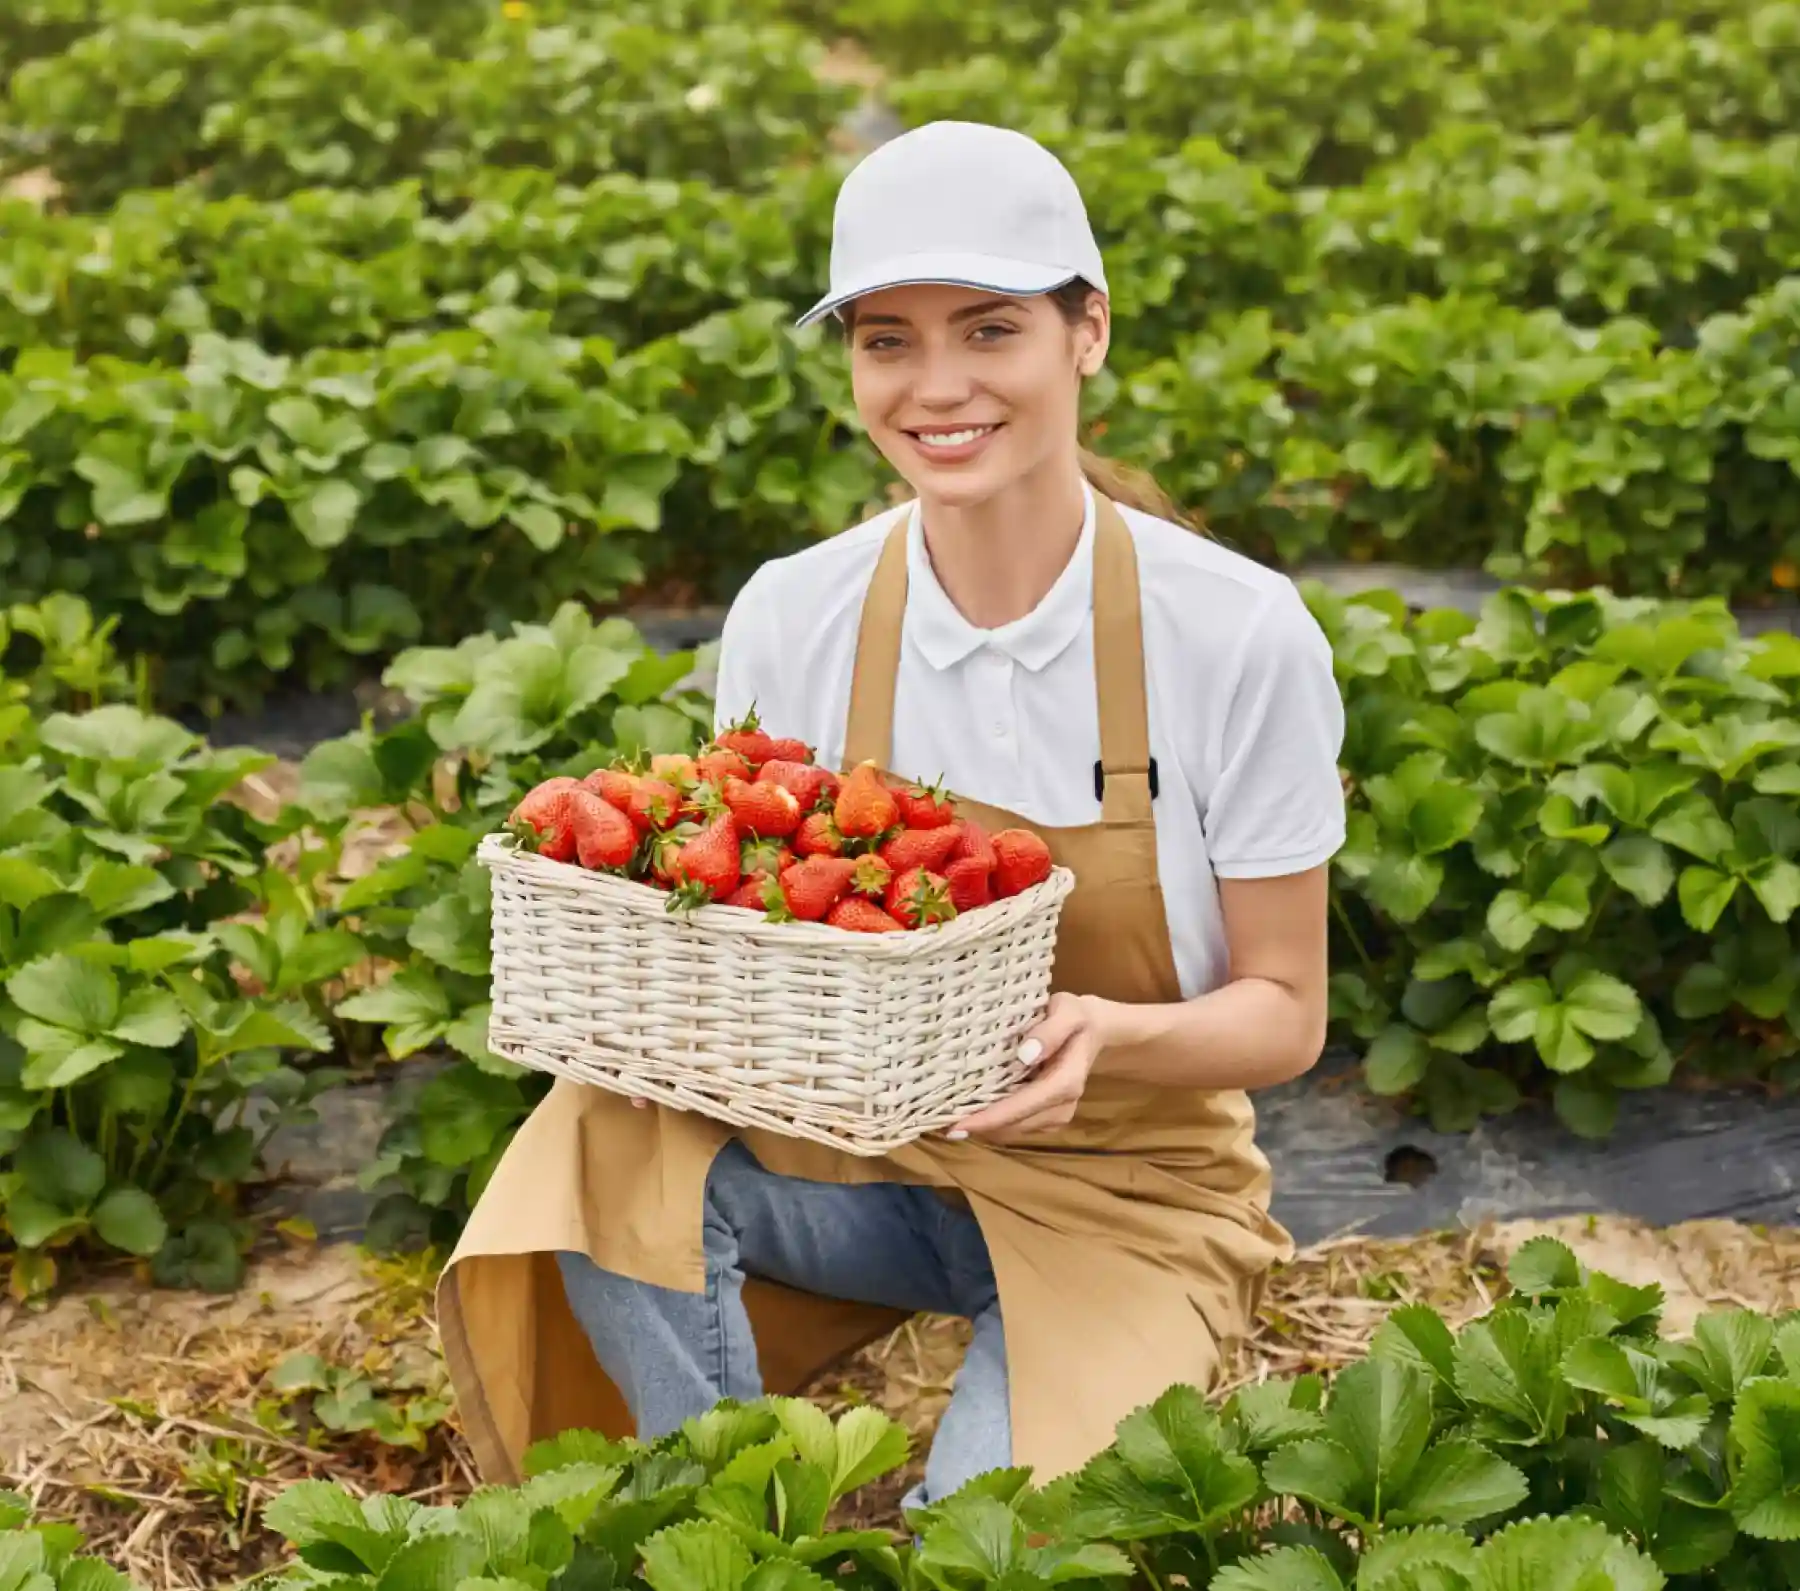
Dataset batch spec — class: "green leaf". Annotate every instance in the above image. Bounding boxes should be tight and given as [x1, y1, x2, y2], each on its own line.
[1508, 1237, 1583, 1296]
[78, 861, 175, 920]
[0, 856, 62, 911]
[828, 1406, 909, 1498]
[1488, 979, 1554, 1043]
[1354, 1526, 1477, 1587]
[1600, 835, 1676, 906]
[110, 985, 189, 1048]
[1261, 1438, 1364, 1516]
[1364, 1025, 1430, 1095]
[6, 954, 119, 1035]
[1069, 1384, 1260, 1537]
[1729, 1378, 1800, 1540]
[1409, 784, 1485, 855]
[1211, 1546, 1344, 1591]
[1678, 866, 1739, 932]
[373, 1533, 486, 1589]
[1388, 1438, 1528, 1527]
[18, 1027, 124, 1090]
[90, 1186, 169, 1257]
[291, 479, 363, 549]
[15, 1129, 106, 1207]
[1468, 1513, 1663, 1591]
[1563, 971, 1642, 1041]
[1322, 1356, 1433, 1516]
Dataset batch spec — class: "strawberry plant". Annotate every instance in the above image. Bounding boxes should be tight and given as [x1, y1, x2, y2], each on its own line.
[1316, 583, 1800, 1136]
[225, 1236, 1799, 1590]
[2, 6, 855, 211]
[0, 1488, 132, 1590]
[301, 603, 714, 1248]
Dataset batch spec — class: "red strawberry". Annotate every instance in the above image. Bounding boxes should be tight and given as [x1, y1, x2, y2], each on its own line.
[740, 836, 795, 881]
[849, 853, 893, 898]
[581, 767, 638, 810]
[834, 761, 899, 840]
[794, 811, 844, 857]
[721, 776, 801, 838]
[696, 747, 753, 785]
[879, 823, 963, 874]
[827, 897, 904, 933]
[945, 855, 994, 912]
[715, 706, 778, 767]
[992, 829, 1053, 897]
[720, 877, 777, 912]
[509, 777, 580, 862]
[669, 812, 741, 906]
[569, 789, 637, 870]
[627, 777, 683, 832]
[756, 759, 839, 812]
[649, 822, 698, 884]
[766, 736, 814, 763]
[894, 777, 955, 829]
[951, 817, 998, 871]
[774, 856, 862, 921]
[885, 867, 956, 929]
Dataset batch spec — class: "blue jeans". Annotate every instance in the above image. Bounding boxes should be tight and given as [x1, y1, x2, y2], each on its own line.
[556, 1139, 1009, 1508]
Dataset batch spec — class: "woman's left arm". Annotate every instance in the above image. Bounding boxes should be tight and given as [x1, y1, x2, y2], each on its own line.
[948, 868, 1330, 1140]
[951, 580, 1343, 1143]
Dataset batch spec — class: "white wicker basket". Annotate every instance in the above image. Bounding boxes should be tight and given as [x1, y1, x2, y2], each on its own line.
[477, 831, 1076, 1155]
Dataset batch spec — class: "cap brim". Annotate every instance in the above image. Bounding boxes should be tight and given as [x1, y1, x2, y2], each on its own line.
[794, 251, 1086, 328]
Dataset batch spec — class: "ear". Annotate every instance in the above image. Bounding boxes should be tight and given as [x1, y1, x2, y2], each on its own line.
[1074, 292, 1111, 377]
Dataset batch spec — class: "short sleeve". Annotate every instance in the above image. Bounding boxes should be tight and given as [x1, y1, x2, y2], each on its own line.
[710, 565, 780, 738]
[1203, 583, 1346, 879]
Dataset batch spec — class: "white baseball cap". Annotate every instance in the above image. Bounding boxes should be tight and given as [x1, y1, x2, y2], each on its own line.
[795, 120, 1108, 329]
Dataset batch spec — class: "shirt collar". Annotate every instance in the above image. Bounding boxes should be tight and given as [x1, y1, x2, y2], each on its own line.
[903, 481, 1097, 673]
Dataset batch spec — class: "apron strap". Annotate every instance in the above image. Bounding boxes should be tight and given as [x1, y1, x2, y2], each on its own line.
[842, 511, 910, 770]
[841, 495, 1155, 828]
[1090, 496, 1155, 827]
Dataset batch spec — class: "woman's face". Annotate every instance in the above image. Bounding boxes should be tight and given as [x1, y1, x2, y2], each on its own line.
[845, 283, 1108, 509]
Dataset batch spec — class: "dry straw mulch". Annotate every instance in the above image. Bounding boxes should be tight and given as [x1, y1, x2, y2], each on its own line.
[5, 1217, 1799, 1589]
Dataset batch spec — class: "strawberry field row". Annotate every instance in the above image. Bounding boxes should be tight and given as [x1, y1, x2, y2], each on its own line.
[4, 577, 1799, 1284]
[1, 5, 855, 212]
[6, 118, 1797, 368]
[8, 1234, 1800, 1584]
[7, 278, 1800, 709]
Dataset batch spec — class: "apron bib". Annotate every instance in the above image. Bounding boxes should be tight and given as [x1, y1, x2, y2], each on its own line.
[438, 496, 1294, 1487]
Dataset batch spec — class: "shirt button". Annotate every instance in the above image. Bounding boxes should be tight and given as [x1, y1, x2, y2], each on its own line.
[991, 722, 1006, 738]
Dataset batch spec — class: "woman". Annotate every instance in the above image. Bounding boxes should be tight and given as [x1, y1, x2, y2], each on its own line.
[437, 120, 1346, 1508]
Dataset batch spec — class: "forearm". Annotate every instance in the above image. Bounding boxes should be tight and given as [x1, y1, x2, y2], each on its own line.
[1087, 978, 1327, 1093]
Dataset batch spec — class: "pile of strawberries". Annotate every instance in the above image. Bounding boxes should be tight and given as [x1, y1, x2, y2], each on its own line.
[504, 710, 1053, 933]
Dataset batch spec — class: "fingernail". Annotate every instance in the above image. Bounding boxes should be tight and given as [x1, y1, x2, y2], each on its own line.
[946, 1129, 968, 1141]
[1019, 1039, 1043, 1067]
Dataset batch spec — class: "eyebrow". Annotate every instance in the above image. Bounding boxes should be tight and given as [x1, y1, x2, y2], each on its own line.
[854, 297, 1028, 329]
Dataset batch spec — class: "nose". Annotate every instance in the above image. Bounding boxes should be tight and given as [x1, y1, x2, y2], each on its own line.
[910, 341, 977, 410]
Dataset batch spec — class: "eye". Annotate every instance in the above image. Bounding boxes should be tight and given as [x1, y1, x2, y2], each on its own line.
[860, 333, 904, 352]
[971, 322, 1019, 343]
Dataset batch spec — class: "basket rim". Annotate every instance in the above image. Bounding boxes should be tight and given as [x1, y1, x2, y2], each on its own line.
[477, 830, 1074, 956]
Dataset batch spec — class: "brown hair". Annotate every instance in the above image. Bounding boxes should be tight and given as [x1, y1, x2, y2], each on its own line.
[838, 281, 1198, 528]
[1045, 280, 1196, 528]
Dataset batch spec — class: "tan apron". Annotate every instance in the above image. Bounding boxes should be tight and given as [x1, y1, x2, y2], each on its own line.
[438, 496, 1294, 1487]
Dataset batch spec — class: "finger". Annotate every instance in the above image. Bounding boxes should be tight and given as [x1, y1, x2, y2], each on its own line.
[630, 1096, 649, 1109]
[1018, 994, 1088, 1071]
[950, 1049, 1090, 1139]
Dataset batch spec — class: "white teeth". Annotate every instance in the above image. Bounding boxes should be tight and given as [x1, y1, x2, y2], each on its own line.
[914, 426, 996, 448]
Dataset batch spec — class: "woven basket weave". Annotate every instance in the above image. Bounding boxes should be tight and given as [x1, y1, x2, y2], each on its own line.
[478, 831, 1076, 1155]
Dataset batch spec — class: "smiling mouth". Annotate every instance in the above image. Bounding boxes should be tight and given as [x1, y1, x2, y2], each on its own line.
[906, 424, 1003, 450]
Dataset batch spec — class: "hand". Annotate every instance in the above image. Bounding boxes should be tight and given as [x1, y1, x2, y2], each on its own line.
[948, 992, 1113, 1143]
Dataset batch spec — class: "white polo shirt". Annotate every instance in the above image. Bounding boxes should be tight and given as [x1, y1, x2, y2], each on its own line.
[710, 484, 1347, 1000]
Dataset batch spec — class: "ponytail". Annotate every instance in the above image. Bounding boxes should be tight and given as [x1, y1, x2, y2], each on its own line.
[1077, 444, 1199, 530]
